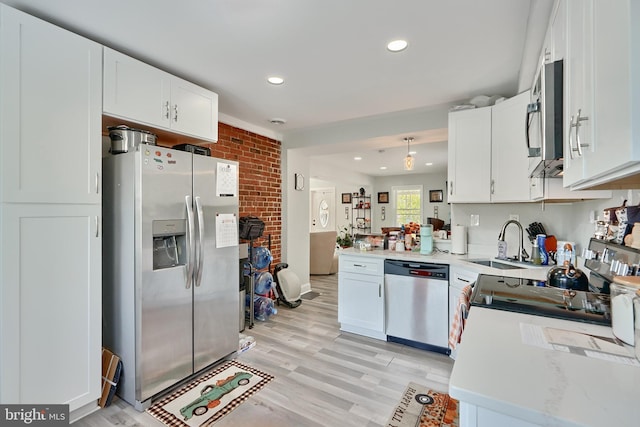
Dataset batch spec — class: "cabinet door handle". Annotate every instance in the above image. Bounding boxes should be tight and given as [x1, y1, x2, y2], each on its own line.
[575, 109, 590, 155]
[458, 277, 471, 283]
[95, 172, 99, 194]
[173, 104, 179, 122]
[568, 115, 576, 159]
[379, 283, 381, 298]
[490, 179, 495, 195]
[449, 181, 453, 196]
[165, 101, 170, 119]
[353, 264, 365, 268]
[95, 216, 99, 238]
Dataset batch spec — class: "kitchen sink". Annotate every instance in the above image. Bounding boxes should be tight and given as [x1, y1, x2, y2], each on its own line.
[467, 259, 525, 270]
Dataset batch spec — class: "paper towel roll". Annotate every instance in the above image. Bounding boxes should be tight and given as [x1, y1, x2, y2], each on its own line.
[451, 225, 467, 254]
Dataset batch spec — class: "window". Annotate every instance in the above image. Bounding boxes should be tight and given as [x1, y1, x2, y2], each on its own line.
[393, 185, 422, 225]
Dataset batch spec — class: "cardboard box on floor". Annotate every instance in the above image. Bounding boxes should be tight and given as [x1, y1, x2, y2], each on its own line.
[100, 347, 122, 408]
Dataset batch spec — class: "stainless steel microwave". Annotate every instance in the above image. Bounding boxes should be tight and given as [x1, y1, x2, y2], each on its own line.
[526, 59, 564, 177]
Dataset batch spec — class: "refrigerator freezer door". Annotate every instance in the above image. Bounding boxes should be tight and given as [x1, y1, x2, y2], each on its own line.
[192, 155, 239, 372]
[139, 147, 194, 402]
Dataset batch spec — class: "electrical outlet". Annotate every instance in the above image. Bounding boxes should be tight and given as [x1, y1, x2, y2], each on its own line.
[470, 214, 480, 227]
[509, 214, 519, 222]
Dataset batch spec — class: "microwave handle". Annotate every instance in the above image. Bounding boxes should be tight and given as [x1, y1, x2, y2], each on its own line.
[525, 101, 540, 157]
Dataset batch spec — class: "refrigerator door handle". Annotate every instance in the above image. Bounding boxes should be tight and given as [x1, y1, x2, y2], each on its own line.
[194, 196, 205, 287]
[185, 195, 195, 289]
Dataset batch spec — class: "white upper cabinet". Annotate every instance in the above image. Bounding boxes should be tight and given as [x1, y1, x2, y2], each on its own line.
[103, 47, 171, 129]
[491, 92, 532, 202]
[0, 5, 102, 204]
[448, 92, 531, 203]
[103, 47, 218, 142]
[447, 107, 492, 203]
[563, 0, 640, 190]
[563, 0, 593, 187]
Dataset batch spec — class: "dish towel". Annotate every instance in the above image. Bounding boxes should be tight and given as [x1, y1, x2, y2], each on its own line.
[448, 284, 473, 350]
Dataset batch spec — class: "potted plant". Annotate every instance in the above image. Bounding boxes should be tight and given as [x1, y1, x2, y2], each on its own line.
[336, 226, 353, 248]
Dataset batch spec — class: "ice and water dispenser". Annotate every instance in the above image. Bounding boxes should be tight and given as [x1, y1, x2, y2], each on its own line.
[152, 220, 187, 270]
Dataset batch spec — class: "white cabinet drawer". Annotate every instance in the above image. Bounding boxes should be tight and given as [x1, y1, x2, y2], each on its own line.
[339, 255, 384, 276]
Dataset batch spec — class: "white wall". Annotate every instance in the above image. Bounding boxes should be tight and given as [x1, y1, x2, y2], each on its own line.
[450, 190, 631, 257]
[281, 148, 311, 293]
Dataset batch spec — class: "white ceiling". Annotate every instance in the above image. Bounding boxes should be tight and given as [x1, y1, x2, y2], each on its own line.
[2, 0, 552, 176]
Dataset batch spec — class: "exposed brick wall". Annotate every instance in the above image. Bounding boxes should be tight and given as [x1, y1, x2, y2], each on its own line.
[203, 122, 282, 265]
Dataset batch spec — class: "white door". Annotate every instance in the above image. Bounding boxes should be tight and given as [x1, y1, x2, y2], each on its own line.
[0, 5, 102, 205]
[1, 203, 101, 410]
[103, 47, 171, 129]
[170, 76, 218, 141]
[310, 188, 335, 232]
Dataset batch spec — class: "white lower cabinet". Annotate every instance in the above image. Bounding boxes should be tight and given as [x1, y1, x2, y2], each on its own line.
[338, 255, 385, 340]
[0, 204, 101, 412]
[460, 402, 539, 427]
[449, 267, 478, 358]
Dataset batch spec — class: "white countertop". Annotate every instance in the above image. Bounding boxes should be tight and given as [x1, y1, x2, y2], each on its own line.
[449, 308, 640, 426]
[339, 248, 551, 281]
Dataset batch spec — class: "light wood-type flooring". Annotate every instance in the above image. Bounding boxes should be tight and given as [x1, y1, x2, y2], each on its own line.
[75, 273, 453, 426]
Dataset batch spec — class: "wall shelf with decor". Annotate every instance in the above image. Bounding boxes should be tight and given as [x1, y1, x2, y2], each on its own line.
[351, 194, 371, 235]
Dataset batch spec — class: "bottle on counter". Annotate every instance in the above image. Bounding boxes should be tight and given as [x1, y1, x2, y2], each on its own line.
[532, 240, 542, 265]
[497, 240, 508, 259]
[396, 225, 405, 252]
[537, 234, 548, 265]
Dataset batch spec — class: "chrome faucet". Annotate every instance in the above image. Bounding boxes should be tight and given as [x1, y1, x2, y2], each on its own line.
[498, 220, 529, 262]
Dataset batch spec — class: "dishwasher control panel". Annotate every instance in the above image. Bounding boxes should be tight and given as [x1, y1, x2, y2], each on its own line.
[384, 260, 449, 281]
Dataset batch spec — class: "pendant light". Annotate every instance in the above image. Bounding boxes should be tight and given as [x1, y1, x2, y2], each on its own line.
[404, 137, 414, 171]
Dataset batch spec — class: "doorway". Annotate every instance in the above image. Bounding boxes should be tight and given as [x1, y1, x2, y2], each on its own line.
[310, 188, 335, 232]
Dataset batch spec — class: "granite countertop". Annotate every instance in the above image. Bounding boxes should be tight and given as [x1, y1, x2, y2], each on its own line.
[338, 248, 551, 281]
[449, 307, 640, 426]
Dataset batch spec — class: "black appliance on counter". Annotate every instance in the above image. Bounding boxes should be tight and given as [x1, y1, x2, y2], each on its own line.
[173, 143, 211, 156]
[470, 274, 611, 326]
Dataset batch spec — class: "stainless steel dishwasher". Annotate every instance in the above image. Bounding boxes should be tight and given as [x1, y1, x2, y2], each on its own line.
[384, 260, 449, 353]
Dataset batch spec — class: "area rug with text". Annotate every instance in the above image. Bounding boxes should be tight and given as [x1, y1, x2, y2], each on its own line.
[147, 360, 273, 427]
[386, 382, 459, 427]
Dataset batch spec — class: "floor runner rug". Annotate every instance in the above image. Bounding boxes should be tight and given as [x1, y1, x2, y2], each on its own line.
[147, 360, 273, 427]
[386, 382, 459, 427]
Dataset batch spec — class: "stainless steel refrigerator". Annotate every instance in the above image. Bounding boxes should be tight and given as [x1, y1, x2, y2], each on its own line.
[102, 145, 239, 410]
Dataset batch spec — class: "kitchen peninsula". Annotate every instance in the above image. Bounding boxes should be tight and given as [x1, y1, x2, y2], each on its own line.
[450, 308, 640, 427]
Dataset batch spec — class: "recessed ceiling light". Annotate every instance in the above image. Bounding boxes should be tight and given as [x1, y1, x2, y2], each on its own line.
[426, 162, 433, 166]
[387, 39, 408, 52]
[354, 156, 362, 161]
[267, 76, 284, 85]
[268, 118, 287, 125]
[380, 166, 387, 170]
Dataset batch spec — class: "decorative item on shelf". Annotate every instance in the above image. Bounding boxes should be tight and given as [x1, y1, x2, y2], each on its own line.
[378, 192, 389, 203]
[341, 193, 352, 204]
[359, 187, 366, 196]
[403, 137, 414, 170]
